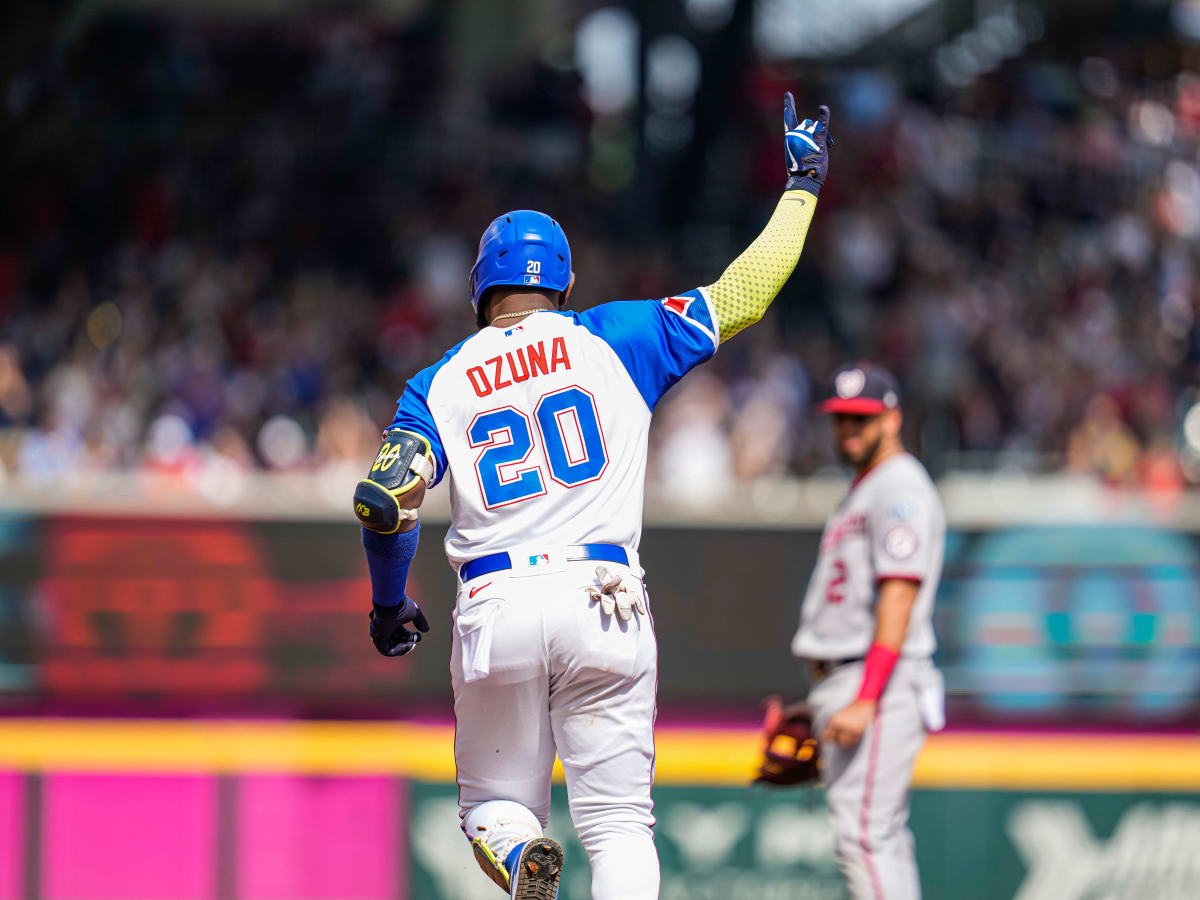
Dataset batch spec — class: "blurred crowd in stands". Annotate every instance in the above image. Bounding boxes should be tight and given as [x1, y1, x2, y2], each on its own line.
[2, 8, 1200, 506]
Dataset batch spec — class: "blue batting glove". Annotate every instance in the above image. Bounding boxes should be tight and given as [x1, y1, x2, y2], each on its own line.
[784, 93, 832, 195]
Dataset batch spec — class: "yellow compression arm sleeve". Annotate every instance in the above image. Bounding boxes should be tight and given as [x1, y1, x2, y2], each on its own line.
[705, 189, 818, 343]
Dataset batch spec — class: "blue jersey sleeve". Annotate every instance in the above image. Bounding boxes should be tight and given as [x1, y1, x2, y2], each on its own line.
[577, 289, 718, 410]
[390, 340, 467, 487]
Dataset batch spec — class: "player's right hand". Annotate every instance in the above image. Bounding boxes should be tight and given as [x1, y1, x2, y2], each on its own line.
[369, 598, 430, 657]
[784, 93, 832, 193]
[824, 698, 876, 747]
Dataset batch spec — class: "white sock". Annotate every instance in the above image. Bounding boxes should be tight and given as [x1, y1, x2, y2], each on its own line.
[463, 799, 544, 873]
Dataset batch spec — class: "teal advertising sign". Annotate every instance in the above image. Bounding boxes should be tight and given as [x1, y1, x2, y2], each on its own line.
[939, 526, 1200, 722]
[914, 788, 1200, 900]
[408, 781, 846, 900]
[408, 782, 1200, 900]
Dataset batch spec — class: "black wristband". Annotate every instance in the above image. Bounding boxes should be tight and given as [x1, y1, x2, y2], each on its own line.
[372, 601, 407, 622]
[786, 175, 821, 195]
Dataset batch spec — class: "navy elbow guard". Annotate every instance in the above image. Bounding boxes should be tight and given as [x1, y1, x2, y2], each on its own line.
[354, 428, 435, 533]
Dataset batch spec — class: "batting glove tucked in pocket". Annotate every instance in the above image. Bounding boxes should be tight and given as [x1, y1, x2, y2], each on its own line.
[586, 566, 647, 622]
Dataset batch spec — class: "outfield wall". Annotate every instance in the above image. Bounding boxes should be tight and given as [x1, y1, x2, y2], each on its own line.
[0, 510, 1198, 897]
[0, 514, 1197, 723]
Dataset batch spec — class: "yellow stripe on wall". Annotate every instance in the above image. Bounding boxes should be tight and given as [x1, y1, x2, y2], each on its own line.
[0, 720, 1197, 791]
[913, 732, 1200, 790]
[0, 720, 460, 779]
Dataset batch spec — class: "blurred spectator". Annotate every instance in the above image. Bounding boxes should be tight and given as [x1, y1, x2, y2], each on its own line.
[1067, 395, 1141, 485]
[2, 9, 1199, 498]
[651, 371, 732, 507]
[0, 344, 32, 426]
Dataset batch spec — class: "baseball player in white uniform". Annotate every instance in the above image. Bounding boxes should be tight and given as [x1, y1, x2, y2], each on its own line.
[791, 362, 946, 900]
[350, 94, 831, 900]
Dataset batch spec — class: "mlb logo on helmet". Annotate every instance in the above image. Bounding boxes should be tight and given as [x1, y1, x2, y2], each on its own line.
[524, 274, 542, 285]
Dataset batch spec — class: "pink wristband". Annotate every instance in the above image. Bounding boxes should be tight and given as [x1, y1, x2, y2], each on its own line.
[856, 643, 899, 702]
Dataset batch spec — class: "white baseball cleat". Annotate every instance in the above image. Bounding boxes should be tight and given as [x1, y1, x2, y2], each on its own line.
[471, 835, 564, 899]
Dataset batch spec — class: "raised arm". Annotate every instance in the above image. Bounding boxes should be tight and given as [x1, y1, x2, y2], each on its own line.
[708, 94, 831, 343]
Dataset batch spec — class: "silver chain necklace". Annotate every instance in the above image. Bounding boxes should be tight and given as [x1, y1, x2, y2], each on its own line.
[490, 309, 555, 325]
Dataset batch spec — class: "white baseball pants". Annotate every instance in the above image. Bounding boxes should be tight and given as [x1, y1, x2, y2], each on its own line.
[808, 658, 943, 900]
[451, 559, 660, 900]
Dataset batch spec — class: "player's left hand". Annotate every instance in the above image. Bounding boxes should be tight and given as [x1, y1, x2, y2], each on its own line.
[785, 93, 832, 193]
[369, 598, 430, 657]
[823, 699, 876, 747]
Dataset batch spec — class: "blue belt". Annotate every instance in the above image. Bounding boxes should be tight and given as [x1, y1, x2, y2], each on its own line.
[460, 544, 628, 583]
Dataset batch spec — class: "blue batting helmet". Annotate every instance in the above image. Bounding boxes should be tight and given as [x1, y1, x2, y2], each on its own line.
[468, 210, 572, 315]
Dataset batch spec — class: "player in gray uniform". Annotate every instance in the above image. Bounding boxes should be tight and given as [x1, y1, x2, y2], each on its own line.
[791, 362, 946, 900]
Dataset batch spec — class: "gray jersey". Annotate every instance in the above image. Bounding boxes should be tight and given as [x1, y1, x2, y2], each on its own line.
[792, 452, 944, 660]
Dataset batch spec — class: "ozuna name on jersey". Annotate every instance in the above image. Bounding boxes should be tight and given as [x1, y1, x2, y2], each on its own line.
[466, 337, 572, 398]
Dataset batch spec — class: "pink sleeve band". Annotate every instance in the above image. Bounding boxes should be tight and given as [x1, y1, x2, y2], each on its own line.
[856, 643, 900, 702]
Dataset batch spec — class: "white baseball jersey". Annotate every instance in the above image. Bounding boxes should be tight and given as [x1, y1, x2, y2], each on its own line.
[792, 452, 944, 660]
[389, 292, 718, 571]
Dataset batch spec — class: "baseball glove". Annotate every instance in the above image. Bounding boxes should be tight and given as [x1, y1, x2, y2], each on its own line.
[753, 696, 821, 787]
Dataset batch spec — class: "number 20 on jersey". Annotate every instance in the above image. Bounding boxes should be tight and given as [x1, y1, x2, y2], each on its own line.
[468, 386, 608, 508]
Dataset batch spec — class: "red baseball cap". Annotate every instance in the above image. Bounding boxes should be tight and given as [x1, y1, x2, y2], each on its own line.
[819, 362, 901, 415]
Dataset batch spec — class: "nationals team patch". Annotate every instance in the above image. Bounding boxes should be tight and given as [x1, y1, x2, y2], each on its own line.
[883, 524, 919, 560]
[834, 368, 866, 398]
